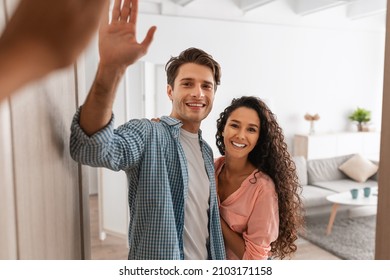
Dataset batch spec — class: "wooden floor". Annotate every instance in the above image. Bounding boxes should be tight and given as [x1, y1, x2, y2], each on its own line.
[90, 194, 128, 260]
[89, 195, 340, 260]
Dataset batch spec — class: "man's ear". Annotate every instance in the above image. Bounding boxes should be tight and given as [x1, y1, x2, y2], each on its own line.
[167, 85, 173, 101]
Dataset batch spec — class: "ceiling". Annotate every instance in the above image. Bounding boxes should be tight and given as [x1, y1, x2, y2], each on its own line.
[138, 0, 387, 29]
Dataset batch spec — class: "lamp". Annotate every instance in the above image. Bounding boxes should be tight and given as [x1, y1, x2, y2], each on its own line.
[171, 0, 195, 6]
[238, 0, 276, 12]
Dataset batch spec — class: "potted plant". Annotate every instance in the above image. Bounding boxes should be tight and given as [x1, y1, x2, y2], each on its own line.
[304, 113, 320, 134]
[348, 107, 371, 132]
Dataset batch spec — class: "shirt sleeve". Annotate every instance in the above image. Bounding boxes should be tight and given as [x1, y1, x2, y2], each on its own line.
[242, 177, 279, 260]
[69, 107, 146, 171]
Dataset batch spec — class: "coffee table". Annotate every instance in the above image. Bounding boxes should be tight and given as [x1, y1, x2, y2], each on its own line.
[325, 187, 378, 235]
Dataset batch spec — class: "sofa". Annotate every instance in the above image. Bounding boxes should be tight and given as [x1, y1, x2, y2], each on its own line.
[293, 153, 379, 216]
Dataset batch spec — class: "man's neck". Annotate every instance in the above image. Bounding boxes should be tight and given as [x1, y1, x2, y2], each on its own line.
[169, 115, 200, 133]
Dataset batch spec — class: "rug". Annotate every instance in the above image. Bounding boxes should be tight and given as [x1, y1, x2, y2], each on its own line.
[300, 213, 376, 260]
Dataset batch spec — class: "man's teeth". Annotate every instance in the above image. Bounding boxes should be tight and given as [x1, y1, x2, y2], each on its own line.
[232, 142, 246, 148]
[188, 103, 203, 107]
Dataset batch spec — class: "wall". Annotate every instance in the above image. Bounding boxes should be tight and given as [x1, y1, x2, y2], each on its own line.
[0, 0, 92, 259]
[0, 0, 17, 260]
[376, 0, 390, 259]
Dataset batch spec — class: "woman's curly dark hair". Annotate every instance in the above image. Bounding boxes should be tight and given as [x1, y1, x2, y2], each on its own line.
[216, 96, 304, 260]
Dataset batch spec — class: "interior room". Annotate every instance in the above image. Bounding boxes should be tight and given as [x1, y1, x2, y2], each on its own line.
[1, 0, 390, 260]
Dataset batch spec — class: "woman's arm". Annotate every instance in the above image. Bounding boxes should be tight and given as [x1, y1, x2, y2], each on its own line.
[220, 217, 246, 259]
[242, 181, 279, 260]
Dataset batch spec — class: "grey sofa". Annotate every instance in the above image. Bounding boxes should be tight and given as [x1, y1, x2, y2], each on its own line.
[294, 154, 378, 216]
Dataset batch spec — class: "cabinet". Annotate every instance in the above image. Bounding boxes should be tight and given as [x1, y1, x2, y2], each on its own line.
[293, 132, 380, 160]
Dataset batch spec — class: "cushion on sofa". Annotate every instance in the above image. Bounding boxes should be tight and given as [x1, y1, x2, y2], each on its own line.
[307, 154, 354, 184]
[338, 154, 378, 183]
[312, 179, 377, 193]
[300, 185, 336, 208]
[293, 156, 308, 185]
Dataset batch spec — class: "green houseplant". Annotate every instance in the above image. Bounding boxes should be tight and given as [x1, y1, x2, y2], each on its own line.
[348, 107, 371, 132]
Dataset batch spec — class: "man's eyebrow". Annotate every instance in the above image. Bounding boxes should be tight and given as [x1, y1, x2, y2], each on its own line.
[179, 78, 214, 86]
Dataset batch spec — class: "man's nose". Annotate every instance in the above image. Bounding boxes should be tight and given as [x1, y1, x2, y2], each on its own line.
[191, 85, 205, 98]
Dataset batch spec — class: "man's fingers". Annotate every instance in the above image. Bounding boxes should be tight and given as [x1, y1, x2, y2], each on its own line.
[101, 0, 111, 26]
[140, 26, 157, 50]
[129, 0, 138, 26]
[112, 0, 122, 22]
[120, 0, 132, 22]
[99, 0, 112, 35]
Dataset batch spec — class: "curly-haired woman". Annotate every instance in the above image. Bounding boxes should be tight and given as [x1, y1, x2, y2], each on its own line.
[215, 96, 304, 260]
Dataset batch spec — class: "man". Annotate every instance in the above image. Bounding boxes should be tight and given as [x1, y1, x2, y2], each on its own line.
[70, 0, 225, 260]
[0, 0, 107, 101]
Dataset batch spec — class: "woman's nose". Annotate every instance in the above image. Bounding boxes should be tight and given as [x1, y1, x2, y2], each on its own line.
[236, 129, 245, 139]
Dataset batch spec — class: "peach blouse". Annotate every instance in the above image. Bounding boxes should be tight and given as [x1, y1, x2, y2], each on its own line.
[215, 157, 279, 260]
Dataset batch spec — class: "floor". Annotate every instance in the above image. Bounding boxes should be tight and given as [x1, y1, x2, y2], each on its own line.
[89, 195, 341, 260]
[90, 194, 128, 260]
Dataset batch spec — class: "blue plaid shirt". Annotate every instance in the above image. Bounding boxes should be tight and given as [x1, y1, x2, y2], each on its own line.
[70, 108, 225, 260]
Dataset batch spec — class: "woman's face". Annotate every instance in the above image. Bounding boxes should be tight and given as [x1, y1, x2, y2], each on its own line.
[223, 106, 260, 160]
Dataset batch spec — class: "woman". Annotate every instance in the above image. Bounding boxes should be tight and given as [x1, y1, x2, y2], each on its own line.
[215, 96, 304, 260]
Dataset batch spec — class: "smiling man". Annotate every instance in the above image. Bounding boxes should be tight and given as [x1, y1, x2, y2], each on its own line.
[69, 0, 225, 260]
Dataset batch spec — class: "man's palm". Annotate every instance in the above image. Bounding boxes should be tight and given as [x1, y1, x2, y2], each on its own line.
[99, 16, 156, 69]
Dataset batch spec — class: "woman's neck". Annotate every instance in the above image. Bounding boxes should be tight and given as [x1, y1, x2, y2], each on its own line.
[223, 155, 256, 177]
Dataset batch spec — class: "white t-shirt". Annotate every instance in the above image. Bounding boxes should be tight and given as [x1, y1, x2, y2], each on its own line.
[180, 128, 210, 260]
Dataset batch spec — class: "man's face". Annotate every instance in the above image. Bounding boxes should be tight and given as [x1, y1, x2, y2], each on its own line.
[168, 63, 216, 133]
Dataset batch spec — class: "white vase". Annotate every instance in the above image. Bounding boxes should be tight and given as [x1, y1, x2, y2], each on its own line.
[309, 121, 315, 135]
